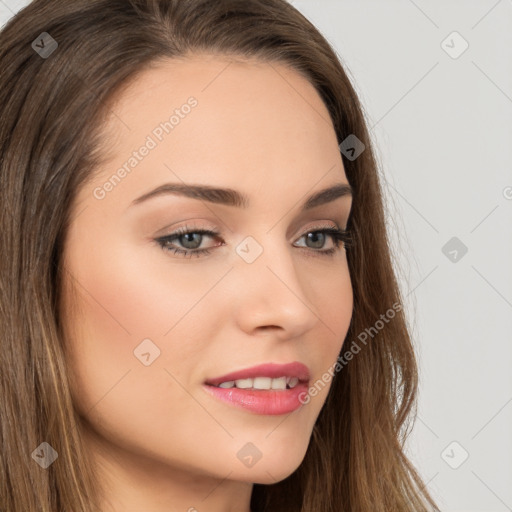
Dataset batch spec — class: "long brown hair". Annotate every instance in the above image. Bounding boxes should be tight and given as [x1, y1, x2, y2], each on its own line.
[0, 1, 439, 510]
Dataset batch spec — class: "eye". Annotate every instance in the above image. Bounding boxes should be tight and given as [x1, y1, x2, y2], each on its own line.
[155, 226, 222, 258]
[155, 224, 352, 259]
[293, 226, 352, 256]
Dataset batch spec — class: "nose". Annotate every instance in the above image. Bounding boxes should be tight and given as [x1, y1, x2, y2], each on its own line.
[230, 235, 322, 340]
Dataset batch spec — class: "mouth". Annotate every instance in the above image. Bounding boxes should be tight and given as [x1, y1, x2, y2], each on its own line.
[204, 361, 310, 388]
[210, 375, 303, 390]
[202, 362, 310, 415]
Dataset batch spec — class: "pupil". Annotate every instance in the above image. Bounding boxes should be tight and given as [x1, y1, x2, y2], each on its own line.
[307, 232, 324, 248]
[181, 233, 202, 249]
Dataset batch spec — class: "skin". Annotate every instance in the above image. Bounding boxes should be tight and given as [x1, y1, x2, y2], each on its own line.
[61, 54, 353, 512]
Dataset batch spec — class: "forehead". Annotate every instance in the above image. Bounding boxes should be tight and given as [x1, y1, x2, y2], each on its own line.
[107, 53, 329, 118]
[80, 54, 345, 211]
[101, 54, 337, 151]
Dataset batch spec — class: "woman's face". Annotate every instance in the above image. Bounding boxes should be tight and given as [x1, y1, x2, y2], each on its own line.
[61, 54, 353, 506]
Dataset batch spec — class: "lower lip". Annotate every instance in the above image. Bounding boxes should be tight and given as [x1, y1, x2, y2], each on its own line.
[202, 382, 309, 415]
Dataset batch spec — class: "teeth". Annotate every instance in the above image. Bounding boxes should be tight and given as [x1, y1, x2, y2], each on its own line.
[270, 377, 287, 390]
[287, 377, 299, 388]
[235, 378, 252, 389]
[216, 376, 300, 390]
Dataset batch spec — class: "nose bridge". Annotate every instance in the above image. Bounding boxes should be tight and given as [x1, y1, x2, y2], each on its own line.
[231, 231, 318, 335]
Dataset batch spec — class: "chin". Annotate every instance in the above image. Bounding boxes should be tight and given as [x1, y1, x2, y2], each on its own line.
[232, 450, 306, 485]
[243, 465, 301, 485]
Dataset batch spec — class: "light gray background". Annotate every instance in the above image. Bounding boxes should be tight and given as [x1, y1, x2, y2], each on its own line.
[2, 1, 511, 510]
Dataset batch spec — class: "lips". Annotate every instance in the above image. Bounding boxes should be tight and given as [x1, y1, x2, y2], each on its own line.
[204, 362, 310, 388]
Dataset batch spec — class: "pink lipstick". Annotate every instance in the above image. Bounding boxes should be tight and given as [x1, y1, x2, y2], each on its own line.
[203, 362, 310, 415]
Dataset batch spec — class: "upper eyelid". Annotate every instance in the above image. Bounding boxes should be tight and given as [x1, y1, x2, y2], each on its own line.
[157, 224, 345, 249]
[161, 222, 342, 239]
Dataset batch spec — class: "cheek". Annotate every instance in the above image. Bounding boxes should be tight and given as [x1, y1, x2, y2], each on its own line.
[62, 227, 241, 414]
[335, 276, 353, 353]
[314, 260, 353, 352]
[61, 239, 222, 465]
[305, 263, 353, 404]
[60, 234, 200, 407]
[64, 231, 230, 343]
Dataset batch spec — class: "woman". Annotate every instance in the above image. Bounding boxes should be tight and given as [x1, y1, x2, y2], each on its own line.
[0, 0, 440, 511]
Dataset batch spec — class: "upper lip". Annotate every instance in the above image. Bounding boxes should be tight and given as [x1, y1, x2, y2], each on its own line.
[204, 362, 310, 386]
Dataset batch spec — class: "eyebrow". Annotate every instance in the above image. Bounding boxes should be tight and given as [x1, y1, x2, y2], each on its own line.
[130, 181, 352, 211]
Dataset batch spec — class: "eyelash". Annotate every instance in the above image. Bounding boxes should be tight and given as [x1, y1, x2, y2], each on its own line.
[155, 224, 352, 259]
